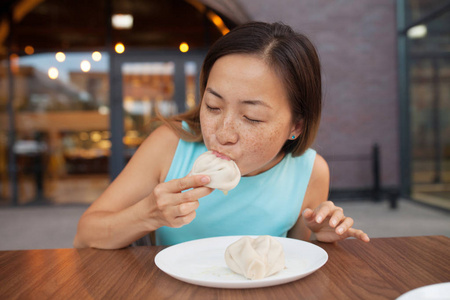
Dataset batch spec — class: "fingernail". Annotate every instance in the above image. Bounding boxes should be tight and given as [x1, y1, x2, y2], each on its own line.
[338, 227, 344, 234]
[316, 216, 322, 223]
[201, 176, 210, 183]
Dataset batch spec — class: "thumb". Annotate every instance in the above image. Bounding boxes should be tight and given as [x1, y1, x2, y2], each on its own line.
[302, 208, 314, 221]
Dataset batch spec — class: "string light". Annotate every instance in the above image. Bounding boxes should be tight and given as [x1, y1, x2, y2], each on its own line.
[48, 67, 58, 79]
[115, 43, 125, 54]
[80, 60, 91, 72]
[55, 52, 66, 62]
[179, 42, 189, 53]
[112, 14, 133, 29]
[206, 11, 229, 35]
[24, 46, 34, 55]
[92, 51, 102, 61]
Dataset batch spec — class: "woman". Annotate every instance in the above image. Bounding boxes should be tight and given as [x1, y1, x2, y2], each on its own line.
[74, 22, 369, 249]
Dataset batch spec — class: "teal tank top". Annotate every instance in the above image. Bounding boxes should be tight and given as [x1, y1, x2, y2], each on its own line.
[155, 130, 316, 246]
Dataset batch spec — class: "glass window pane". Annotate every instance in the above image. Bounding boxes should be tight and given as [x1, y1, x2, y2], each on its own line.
[0, 58, 10, 203]
[122, 62, 178, 158]
[409, 7, 450, 203]
[185, 61, 199, 111]
[438, 58, 450, 183]
[11, 51, 110, 204]
[410, 59, 435, 183]
[406, 0, 450, 25]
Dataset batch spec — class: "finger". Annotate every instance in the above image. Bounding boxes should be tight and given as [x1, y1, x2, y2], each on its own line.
[173, 210, 197, 228]
[165, 175, 211, 193]
[302, 208, 315, 221]
[329, 208, 345, 228]
[164, 201, 198, 227]
[177, 200, 200, 217]
[362, 233, 370, 242]
[177, 186, 214, 204]
[335, 217, 354, 235]
[314, 202, 333, 223]
[171, 187, 213, 218]
[346, 228, 370, 242]
[153, 186, 212, 223]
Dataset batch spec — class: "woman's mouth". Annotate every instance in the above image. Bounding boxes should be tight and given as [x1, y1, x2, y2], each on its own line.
[212, 150, 231, 161]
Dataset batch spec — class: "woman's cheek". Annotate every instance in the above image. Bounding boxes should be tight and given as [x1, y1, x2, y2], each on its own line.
[202, 128, 214, 148]
[254, 126, 286, 153]
[240, 129, 273, 158]
[200, 117, 214, 145]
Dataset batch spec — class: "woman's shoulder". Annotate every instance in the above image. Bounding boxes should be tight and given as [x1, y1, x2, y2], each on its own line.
[313, 153, 328, 173]
[149, 121, 181, 142]
[137, 122, 182, 181]
[289, 150, 329, 193]
[309, 153, 329, 183]
[299, 152, 330, 210]
[140, 122, 180, 150]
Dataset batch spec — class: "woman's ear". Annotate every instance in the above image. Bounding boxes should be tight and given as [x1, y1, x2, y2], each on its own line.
[289, 119, 304, 140]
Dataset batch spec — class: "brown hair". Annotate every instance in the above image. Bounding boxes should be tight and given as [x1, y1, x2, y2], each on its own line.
[165, 21, 322, 157]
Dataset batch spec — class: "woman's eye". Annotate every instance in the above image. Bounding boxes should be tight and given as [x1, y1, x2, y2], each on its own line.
[244, 116, 262, 124]
[206, 104, 220, 112]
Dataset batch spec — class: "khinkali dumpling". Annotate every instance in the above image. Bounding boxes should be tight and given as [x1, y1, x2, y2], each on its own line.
[224, 236, 285, 280]
[191, 151, 241, 194]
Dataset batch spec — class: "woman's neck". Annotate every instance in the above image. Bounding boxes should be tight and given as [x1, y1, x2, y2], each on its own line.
[243, 151, 286, 177]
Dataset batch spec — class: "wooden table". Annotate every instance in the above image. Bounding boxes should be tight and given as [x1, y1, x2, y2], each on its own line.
[0, 236, 449, 299]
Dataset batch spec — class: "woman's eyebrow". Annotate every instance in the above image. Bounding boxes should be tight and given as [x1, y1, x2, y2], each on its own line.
[205, 87, 272, 109]
[241, 99, 272, 109]
[206, 87, 223, 99]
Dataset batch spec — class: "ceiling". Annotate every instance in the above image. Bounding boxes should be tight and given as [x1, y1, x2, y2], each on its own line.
[0, 0, 248, 59]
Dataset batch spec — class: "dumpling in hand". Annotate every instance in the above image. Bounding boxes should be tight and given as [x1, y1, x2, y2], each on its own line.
[224, 236, 285, 280]
[191, 151, 241, 194]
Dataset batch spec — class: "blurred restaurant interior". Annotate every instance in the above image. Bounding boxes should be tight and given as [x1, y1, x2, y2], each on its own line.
[0, 0, 449, 211]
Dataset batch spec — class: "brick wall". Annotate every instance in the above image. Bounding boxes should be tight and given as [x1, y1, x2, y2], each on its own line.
[239, 0, 399, 190]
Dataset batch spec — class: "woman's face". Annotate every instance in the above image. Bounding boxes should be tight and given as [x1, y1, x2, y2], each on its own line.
[200, 54, 301, 176]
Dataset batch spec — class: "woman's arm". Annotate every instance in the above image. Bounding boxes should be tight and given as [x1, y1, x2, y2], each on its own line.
[73, 124, 213, 249]
[287, 154, 330, 241]
[287, 154, 369, 243]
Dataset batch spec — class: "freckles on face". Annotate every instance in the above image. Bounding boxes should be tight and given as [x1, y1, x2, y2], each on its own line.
[200, 54, 295, 176]
[238, 120, 292, 176]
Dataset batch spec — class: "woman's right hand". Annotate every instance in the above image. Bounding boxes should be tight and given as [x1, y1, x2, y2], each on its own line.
[146, 174, 214, 229]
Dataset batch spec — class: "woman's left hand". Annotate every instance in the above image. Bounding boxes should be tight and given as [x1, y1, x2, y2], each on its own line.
[302, 201, 370, 243]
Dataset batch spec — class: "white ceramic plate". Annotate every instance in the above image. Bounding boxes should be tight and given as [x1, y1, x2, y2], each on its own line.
[396, 282, 450, 300]
[154, 235, 328, 289]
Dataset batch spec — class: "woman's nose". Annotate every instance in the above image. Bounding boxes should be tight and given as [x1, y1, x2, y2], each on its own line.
[216, 118, 238, 145]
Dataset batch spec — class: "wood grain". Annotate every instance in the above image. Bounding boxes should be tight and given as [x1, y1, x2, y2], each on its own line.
[0, 236, 448, 299]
